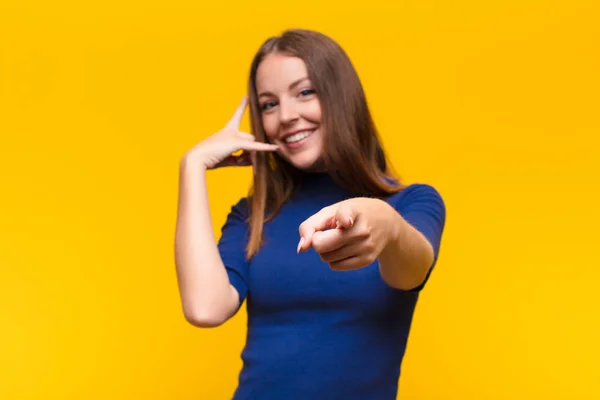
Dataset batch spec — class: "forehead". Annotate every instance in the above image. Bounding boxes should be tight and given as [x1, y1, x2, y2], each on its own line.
[255, 54, 309, 92]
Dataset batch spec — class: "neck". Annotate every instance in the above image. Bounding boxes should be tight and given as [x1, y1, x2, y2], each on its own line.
[301, 159, 327, 174]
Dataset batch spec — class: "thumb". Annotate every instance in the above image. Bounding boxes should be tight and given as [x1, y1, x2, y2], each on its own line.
[335, 204, 355, 229]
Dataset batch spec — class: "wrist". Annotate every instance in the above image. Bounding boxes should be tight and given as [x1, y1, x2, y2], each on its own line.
[181, 152, 208, 173]
[383, 200, 402, 248]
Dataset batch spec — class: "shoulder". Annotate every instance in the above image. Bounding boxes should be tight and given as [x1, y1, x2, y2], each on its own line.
[231, 197, 250, 212]
[388, 183, 444, 204]
[224, 197, 251, 222]
[385, 183, 446, 217]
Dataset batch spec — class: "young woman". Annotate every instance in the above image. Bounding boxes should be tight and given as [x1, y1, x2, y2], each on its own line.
[175, 29, 446, 399]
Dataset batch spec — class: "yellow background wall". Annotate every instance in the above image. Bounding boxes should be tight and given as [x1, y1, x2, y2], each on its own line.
[1, 1, 598, 398]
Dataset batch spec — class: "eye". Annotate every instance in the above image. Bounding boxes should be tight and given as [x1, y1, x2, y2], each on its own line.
[260, 101, 277, 111]
[299, 88, 316, 97]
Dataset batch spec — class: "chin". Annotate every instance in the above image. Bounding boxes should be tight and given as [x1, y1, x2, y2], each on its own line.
[287, 154, 324, 172]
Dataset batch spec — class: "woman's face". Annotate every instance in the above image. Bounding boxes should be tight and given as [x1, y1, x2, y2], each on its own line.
[255, 53, 324, 171]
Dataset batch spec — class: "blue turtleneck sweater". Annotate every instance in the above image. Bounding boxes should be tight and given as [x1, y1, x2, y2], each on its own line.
[217, 173, 446, 399]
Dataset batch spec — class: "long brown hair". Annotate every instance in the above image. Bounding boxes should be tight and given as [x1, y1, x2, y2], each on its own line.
[245, 28, 405, 259]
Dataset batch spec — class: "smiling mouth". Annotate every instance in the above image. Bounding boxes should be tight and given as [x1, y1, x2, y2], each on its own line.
[283, 129, 316, 144]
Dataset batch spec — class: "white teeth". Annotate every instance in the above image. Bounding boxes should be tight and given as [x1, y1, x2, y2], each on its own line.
[284, 130, 314, 144]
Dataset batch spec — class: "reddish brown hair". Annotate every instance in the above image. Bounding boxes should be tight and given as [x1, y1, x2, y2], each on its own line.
[245, 29, 405, 259]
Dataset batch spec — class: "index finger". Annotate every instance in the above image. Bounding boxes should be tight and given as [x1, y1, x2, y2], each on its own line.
[226, 96, 248, 130]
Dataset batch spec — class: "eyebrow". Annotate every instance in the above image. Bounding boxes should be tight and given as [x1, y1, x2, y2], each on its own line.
[258, 77, 310, 98]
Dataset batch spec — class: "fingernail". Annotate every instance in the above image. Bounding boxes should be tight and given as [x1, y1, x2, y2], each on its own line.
[348, 217, 354, 227]
[297, 237, 304, 254]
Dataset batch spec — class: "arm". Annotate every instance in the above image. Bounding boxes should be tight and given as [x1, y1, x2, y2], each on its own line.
[298, 184, 445, 291]
[174, 156, 240, 327]
[174, 96, 277, 327]
[377, 203, 434, 291]
[378, 184, 446, 290]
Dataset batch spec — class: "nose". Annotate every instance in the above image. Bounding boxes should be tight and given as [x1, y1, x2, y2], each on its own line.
[279, 98, 299, 125]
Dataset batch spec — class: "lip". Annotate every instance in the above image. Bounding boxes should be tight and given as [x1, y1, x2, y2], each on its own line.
[280, 127, 317, 142]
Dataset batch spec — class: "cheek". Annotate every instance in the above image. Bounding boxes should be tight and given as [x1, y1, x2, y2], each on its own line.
[308, 100, 322, 123]
[261, 114, 279, 141]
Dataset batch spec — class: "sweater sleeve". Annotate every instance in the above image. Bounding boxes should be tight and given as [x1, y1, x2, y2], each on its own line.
[387, 183, 447, 291]
[217, 198, 251, 305]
